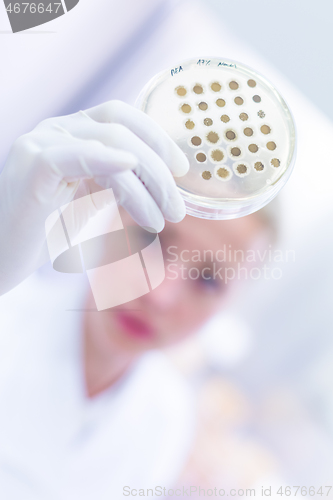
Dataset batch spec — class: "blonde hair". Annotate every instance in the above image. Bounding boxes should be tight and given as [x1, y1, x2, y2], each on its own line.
[255, 196, 281, 245]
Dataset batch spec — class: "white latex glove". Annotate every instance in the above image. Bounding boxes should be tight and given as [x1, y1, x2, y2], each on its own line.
[0, 100, 189, 295]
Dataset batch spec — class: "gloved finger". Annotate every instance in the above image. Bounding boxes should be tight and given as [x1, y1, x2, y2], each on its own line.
[58, 188, 120, 246]
[81, 101, 189, 178]
[35, 139, 138, 183]
[95, 170, 165, 232]
[67, 121, 186, 223]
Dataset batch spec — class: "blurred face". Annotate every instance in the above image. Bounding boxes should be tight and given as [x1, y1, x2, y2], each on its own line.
[84, 213, 266, 355]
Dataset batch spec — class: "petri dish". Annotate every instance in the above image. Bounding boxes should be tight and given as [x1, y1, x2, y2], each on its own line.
[136, 58, 296, 220]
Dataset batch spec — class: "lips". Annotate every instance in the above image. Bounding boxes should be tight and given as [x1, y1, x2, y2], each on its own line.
[114, 310, 155, 340]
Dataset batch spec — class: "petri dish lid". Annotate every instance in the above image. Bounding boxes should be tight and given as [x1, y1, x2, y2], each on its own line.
[136, 58, 296, 220]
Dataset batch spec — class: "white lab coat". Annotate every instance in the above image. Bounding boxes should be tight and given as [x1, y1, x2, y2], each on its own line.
[0, 271, 195, 500]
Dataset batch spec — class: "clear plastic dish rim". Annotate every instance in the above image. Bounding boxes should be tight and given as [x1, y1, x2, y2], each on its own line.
[136, 57, 297, 220]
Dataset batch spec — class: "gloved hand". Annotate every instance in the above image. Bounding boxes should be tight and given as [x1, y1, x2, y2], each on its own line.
[0, 100, 189, 295]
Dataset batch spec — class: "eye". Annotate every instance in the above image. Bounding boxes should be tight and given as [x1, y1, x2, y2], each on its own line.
[198, 271, 223, 293]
